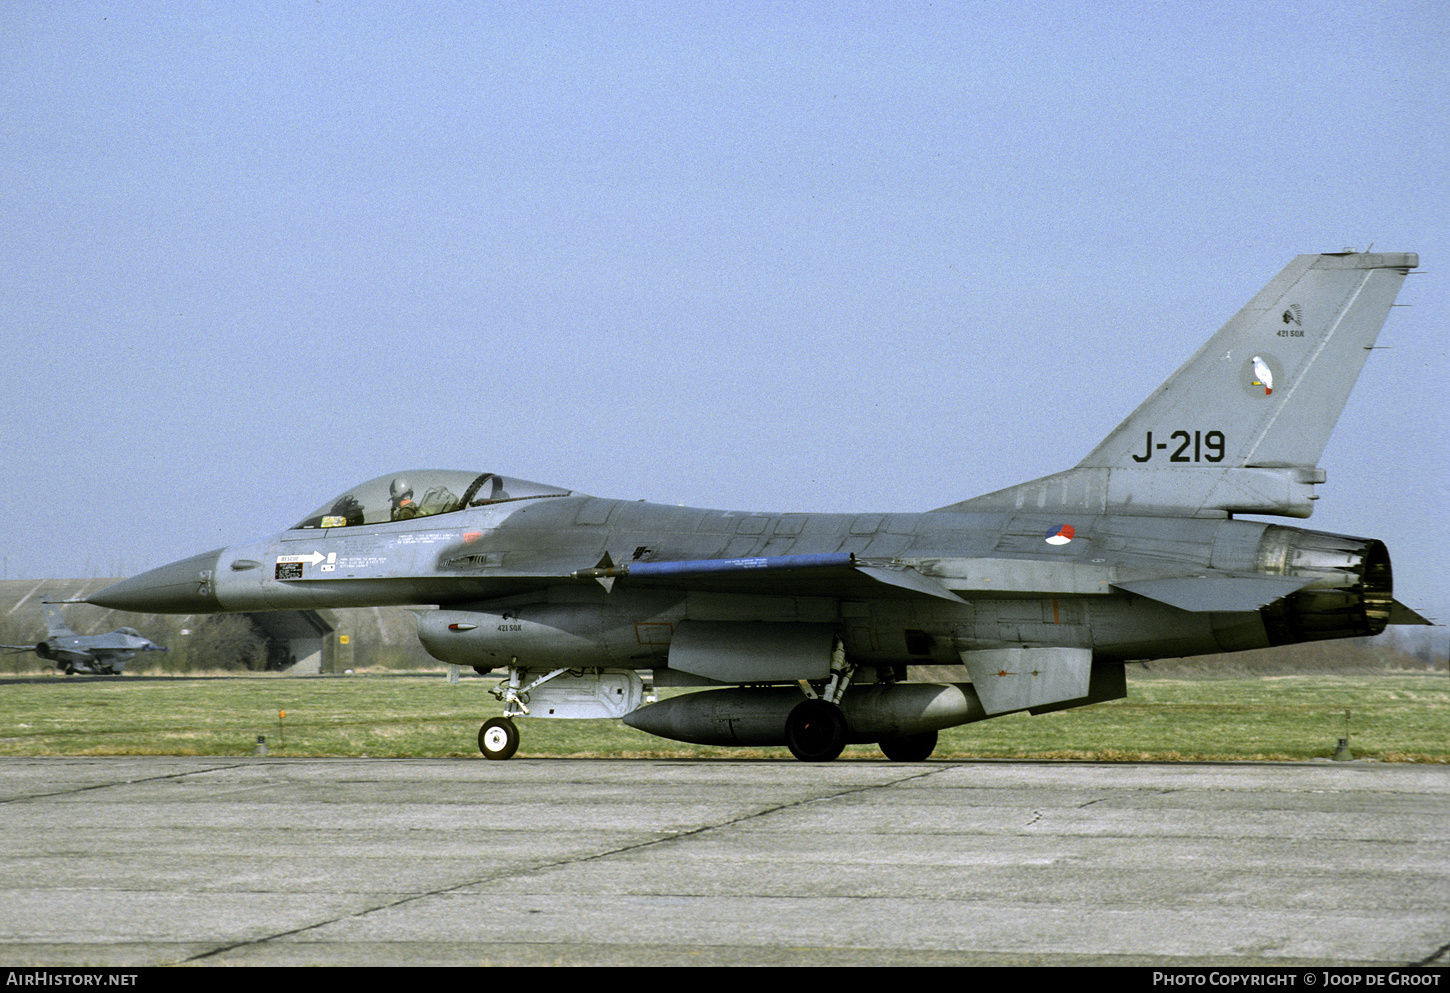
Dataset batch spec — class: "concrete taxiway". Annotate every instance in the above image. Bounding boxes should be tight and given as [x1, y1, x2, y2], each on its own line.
[0, 758, 1444, 967]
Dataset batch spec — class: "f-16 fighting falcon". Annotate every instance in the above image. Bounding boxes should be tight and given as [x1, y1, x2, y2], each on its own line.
[3, 601, 166, 675]
[89, 251, 1425, 760]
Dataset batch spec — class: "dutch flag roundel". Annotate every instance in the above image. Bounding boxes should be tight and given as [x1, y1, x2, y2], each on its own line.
[1045, 524, 1075, 546]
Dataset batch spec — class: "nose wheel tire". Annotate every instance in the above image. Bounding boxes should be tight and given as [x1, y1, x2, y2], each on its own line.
[785, 699, 848, 762]
[478, 717, 520, 760]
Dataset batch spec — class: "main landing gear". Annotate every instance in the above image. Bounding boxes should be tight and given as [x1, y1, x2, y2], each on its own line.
[784, 642, 940, 762]
[785, 698, 848, 762]
[878, 730, 938, 762]
[785, 700, 940, 762]
[784, 637, 853, 763]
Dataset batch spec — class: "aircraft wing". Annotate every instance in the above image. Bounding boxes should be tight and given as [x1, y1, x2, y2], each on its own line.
[572, 552, 967, 604]
[582, 556, 1334, 612]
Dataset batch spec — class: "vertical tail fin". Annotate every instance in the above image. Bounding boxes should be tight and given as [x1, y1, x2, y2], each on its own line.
[41, 602, 77, 638]
[942, 251, 1417, 518]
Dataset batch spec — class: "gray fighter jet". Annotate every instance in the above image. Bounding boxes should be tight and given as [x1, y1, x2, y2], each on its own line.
[90, 251, 1426, 760]
[3, 602, 166, 675]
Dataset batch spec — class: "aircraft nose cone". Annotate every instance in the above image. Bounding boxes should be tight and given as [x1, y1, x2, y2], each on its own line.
[89, 549, 223, 614]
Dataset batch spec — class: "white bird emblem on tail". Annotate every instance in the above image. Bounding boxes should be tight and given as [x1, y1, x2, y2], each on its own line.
[1251, 355, 1273, 395]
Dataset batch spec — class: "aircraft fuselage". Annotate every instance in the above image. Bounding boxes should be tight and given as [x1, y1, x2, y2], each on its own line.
[107, 493, 1388, 674]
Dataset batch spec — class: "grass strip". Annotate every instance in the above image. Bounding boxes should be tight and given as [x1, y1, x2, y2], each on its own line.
[0, 672, 1443, 762]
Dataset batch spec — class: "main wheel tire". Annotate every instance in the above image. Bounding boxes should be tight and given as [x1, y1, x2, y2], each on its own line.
[785, 699, 848, 762]
[879, 730, 938, 762]
[478, 717, 519, 760]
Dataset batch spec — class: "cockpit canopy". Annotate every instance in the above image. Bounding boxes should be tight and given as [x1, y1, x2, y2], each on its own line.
[292, 470, 573, 530]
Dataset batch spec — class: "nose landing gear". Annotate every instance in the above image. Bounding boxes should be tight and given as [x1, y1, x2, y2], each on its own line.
[476, 663, 541, 760]
[478, 717, 519, 760]
[473, 663, 645, 759]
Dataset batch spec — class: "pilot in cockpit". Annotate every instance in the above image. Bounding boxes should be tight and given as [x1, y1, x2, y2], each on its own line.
[389, 478, 420, 521]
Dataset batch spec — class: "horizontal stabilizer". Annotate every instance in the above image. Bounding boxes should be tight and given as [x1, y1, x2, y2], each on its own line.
[1113, 575, 1313, 612]
[1388, 601, 1435, 626]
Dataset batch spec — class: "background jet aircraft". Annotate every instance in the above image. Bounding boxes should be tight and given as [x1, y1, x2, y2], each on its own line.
[89, 251, 1425, 760]
[3, 602, 166, 675]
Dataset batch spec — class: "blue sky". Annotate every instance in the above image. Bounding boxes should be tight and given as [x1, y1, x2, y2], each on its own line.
[3, 1, 1446, 627]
